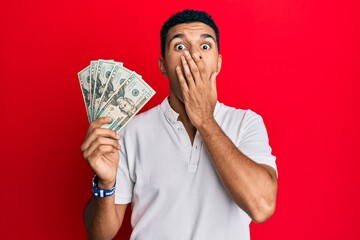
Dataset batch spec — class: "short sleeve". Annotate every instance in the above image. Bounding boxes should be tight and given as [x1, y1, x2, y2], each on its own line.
[114, 132, 134, 204]
[238, 110, 277, 175]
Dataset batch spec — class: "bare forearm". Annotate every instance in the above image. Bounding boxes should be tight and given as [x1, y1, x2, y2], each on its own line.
[84, 196, 121, 240]
[198, 118, 278, 223]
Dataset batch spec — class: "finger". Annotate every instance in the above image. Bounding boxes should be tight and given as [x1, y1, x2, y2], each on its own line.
[84, 137, 121, 159]
[176, 66, 189, 94]
[180, 55, 195, 88]
[87, 145, 118, 165]
[183, 51, 201, 83]
[88, 136, 121, 153]
[87, 116, 112, 136]
[192, 52, 208, 84]
[81, 128, 120, 152]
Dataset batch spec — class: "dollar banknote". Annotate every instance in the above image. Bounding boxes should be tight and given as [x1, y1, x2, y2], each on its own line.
[77, 59, 156, 132]
[96, 64, 134, 117]
[78, 66, 91, 122]
[97, 73, 156, 131]
[93, 60, 123, 119]
[89, 61, 98, 121]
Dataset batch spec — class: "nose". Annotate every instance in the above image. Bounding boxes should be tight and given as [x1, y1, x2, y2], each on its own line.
[185, 44, 196, 56]
[185, 48, 198, 59]
[190, 48, 200, 57]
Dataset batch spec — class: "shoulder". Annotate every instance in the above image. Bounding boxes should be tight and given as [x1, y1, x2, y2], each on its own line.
[215, 102, 268, 142]
[119, 103, 162, 136]
[216, 102, 263, 127]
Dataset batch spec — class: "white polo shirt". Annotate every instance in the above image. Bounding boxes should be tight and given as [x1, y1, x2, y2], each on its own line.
[115, 97, 277, 240]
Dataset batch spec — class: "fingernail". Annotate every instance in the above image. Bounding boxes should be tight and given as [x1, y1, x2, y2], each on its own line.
[193, 53, 197, 58]
[176, 66, 181, 71]
[184, 51, 189, 56]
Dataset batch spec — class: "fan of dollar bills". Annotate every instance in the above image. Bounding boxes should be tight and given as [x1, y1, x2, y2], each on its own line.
[78, 59, 156, 132]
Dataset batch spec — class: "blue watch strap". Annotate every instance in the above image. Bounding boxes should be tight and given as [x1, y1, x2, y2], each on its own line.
[92, 175, 116, 198]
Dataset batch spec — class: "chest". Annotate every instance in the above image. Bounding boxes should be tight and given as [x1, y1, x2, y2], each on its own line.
[129, 122, 227, 197]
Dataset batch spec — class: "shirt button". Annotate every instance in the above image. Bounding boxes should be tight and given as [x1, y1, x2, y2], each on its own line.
[177, 127, 183, 131]
[185, 144, 189, 148]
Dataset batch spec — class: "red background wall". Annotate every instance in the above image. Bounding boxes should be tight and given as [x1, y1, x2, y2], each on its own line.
[1, 0, 359, 239]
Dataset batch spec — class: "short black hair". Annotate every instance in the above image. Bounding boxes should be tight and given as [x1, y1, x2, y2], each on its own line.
[160, 9, 220, 58]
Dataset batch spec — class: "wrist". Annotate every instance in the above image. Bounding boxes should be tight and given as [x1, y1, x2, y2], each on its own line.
[97, 178, 116, 190]
[197, 116, 217, 131]
[92, 176, 116, 198]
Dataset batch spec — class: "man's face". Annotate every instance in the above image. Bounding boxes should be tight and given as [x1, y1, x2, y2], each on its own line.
[159, 22, 222, 103]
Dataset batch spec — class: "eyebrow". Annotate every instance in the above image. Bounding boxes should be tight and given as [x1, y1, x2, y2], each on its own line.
[200, 33, 216, 42]
[168, 33, 216, 44]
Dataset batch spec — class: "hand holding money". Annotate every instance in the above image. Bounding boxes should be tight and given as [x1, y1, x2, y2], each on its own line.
[78, 59, 156, 185]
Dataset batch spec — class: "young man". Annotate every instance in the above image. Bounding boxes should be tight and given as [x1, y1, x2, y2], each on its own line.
[81, 9, 278, 240]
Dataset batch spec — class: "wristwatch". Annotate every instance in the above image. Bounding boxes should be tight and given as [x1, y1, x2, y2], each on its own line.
[92, 175, 116, 198]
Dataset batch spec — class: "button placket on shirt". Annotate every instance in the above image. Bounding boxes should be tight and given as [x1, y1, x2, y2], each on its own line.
[165, 106, 203, 172]
[188, 132, 202, 173]
[174, 121, 192, 159]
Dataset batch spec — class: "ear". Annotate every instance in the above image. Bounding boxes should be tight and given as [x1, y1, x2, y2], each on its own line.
[158, 57, 168, 77]
[217, 54, 222, 73]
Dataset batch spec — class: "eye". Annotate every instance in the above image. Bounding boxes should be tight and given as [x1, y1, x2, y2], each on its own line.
[174, 43, 186, 51]
[201, 43, 211, 50]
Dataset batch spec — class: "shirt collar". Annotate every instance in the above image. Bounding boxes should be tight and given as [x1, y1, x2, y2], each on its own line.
[161, 97, 179, 124]
[160, 97, 221, 124]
